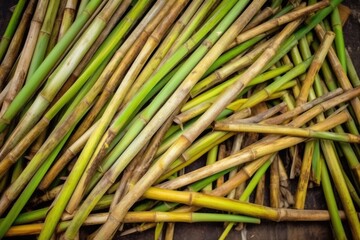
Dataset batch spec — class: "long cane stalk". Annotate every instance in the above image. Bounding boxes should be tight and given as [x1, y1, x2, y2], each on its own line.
[65, 1, 266, 238]
[1, 0, 49, 113]
[0, 0, 104, 132]
[58, 0, 79, 41]
[93, 18, 305, 238]
[0, 0, 28, 62]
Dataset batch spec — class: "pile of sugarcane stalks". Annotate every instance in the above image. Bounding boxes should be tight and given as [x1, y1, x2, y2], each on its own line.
[0, 0, 359, 239]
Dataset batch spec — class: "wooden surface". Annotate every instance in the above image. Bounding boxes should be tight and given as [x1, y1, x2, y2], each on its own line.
[0, 1, 359, 239]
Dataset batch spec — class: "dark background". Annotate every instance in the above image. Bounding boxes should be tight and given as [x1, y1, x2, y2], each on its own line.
[1, 1, 359, 239]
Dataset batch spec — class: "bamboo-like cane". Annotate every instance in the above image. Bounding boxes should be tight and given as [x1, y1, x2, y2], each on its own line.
[159, 105, 283, 183]
[321, 140, 360, 239]
[111, 98, 183, 209]
[66, 1, 267, 238]
[69, 0, 242, 198]
[4, 212, 260, 237]
[72, 0, 240, 196]
[346, 50, 360, 87]
[243, 6, 278, 32]
[157, 111, 350, 191]
[0, 0, 124, 145]
[45, 0, 66, 54]
[0, 0, 151, 177]
[65, 0, 189, 214]
[314, 24, 360, 124]
[320, 156, 347, 239]
[38, 122, 97, 190]
[58, 0, 79, 41]
[0, 0, 104, 132]
[331, 7, 347, 72]
[163, 0, 236, 60]
[124, 0, 209, 102]
[64, 0, 165, 147]
[110, 18, 303, 229]
[213, 122, 360, 143]
[296, 31, 335, 105]
[230, 1, 329, 49]
[0, 0, 36, 90]
[0, 0, 28, 62]
[50, 0, 132, 107]
[143, 187, 359, 222]
[1, 0, 49, 113]
[26, 0, 60, 80]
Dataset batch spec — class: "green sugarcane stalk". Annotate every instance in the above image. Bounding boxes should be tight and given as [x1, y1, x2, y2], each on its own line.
[0, 132, 70, 238]
[163, 0, 217, 59]
[213, 122, 360, 143]
[314, 24, 360, 124]
[331, 7, 346, 73]
[124, 0, 214, 102]
[0, 0, 126, 152]
[143, 187, 353, 222]
[185, 64, 292, 111]
[1, 0, 49, 112]
[0, 0, 104, 132]
[65, 0, 189, 214]
[0, 0, 146, 175]
[72, 0, 240, 199]
[320, 156, 347, 240]
[346, 50, 360, 87]
[58, 0, 79, 41]
[0, 0, 28, 62]
[65, 1, 265, 238]
[45, 0, 66, 54]
[321, 139, 360, 239]
[0, 0, 35, 91]
[4, 212, 259, 237]
[0, 57, 104, 216]
[98, 19, 301, 236]
[157, 111, 350, 191]
[219, 156, 274, 240]
[26, 0, 60, 80]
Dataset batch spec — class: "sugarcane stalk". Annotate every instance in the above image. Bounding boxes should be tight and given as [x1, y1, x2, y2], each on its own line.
[163, 0, 236, 60]
[185, 64, 292, 114]
[331, 7, 347, 73]
[189, 40, 271, 98]
[124, 0, 210, 102]
[219, 155, 275, 240]
[159, 105, 283, 183]
[4, 212, 260, 237]
[345, 50, 360, 87]
[296, 31, 335, 105]
[45, 0, 66, 54]
[320, 156, 347, 239]
[38, 121, 98, 190]
[157, 101, 354, 191]
[1, 0, 49, 113]
[213, 122, 360, 143]
[243, 5, 278, 32]
[65, 0, 189, 215]
[0, 0, 28, 62]
[0, 44, 112, 178]
[58, 0, 79, 41]
[0, 0, 104, 133]
[71, 0, 241, 199]
[69, 2, 240, 194]
[66, 1, 267, 238]
[314, 24, 360, 124]
[321, 139, 360, 239]
[0, 131, 70, 238]
[143, 187, 358, 222]
[0, 0, 125, 148]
